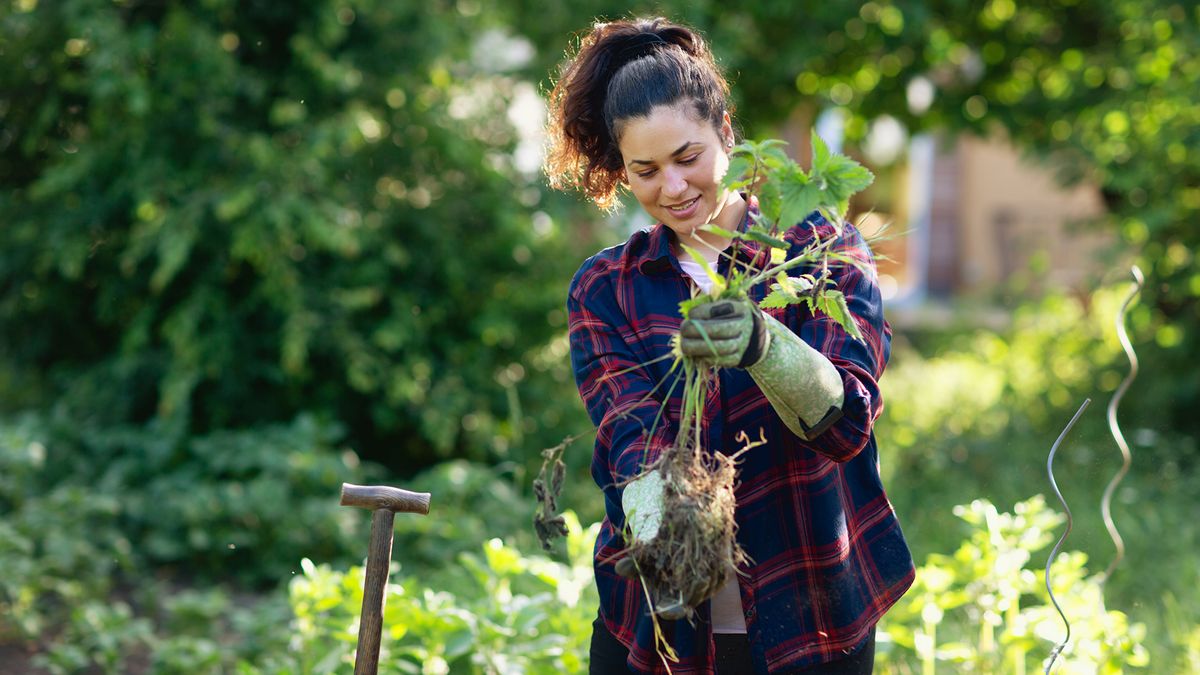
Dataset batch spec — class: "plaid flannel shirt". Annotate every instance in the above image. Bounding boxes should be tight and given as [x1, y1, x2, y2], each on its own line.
[567, 202, 914, 673]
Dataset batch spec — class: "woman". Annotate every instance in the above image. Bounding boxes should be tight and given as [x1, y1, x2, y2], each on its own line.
[544, 17, 914, 674]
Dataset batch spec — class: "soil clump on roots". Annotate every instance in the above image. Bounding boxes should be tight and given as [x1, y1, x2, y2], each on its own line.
[623, 431, 756, 622]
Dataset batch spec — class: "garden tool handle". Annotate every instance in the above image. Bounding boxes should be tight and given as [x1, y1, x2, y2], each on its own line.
[340, 483, 431, 514]
[340, 483, 431, 675]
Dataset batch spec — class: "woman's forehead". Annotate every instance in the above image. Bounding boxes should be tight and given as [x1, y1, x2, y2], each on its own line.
[618, 105, 717, 161]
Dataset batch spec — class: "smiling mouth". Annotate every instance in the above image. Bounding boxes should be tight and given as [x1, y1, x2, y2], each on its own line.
[665, 196, 699, 212]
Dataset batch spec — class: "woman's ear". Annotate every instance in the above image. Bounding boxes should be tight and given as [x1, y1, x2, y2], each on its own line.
[721, 110, 735, 149]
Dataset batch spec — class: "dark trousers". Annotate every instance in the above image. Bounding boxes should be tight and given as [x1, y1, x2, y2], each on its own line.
[588, 616, 875, 674]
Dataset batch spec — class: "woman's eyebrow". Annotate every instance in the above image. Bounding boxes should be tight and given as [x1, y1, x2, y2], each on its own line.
[628, 141, 699, 166]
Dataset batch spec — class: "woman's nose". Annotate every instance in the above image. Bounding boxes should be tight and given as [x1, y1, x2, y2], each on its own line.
[662, 168, 688, 198]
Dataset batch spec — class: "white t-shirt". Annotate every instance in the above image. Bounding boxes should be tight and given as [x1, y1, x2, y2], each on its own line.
[677, 246, 721, 295]
[675, 244, 748, 634]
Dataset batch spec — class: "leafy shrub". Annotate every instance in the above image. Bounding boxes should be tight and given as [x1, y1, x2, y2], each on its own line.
[0, 0, 593, 472]
[35, 601, 153, 675]
[0, 415, 133, 640]
[0, 410, 375, 665]
[394, 459, 543, 573]
[279, 512, 599, 674]
[880, 284, 1136, 472]
[877, 496, 1148, 673]
[97, 415, 375, 583]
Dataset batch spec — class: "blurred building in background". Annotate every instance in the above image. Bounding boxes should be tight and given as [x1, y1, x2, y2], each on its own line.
[785, 111, 1112, 328]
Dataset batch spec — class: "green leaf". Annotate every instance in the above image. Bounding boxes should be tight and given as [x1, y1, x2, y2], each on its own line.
[756, 177, 784, 227]
[810, 130, 833, 173]
[814, 289, 863, 341]
[779, 272, 816, 293]
[759, 273, 815, 310]
[759, 289, 794, 309]
[777, 179, 824, 229]
[721, 151, 758, 192]
[756, 141, 794, 172]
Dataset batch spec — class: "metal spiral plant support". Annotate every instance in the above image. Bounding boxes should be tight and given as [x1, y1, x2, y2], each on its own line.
[1100, 266, 1144, 584]
[1044, 398, 1091, 674]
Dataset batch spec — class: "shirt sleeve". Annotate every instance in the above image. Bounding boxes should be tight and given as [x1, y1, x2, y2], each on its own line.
[567, 271, 676, 487]
[790, 220, 890, 463]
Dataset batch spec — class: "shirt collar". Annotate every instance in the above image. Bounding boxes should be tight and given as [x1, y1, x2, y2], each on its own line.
[636, 195, 766, 276]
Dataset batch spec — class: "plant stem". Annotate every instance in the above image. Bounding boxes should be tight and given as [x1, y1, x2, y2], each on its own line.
[923, 616, 937, 675]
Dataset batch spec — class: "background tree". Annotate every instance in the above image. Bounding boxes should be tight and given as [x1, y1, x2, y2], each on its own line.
[510, 0, 1198, 437]
[0, 0, 593, 469]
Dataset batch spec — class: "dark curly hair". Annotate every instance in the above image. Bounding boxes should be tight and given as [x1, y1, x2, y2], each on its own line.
[543, 18, 732, 210]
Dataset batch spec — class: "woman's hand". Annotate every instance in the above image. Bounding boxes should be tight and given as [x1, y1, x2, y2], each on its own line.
[678, 298, 768, 368]
[683, 297, 848, 440]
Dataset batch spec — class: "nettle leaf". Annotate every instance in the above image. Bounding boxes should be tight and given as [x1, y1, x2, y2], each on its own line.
[755, 140, 793, 172]
[759, 289, 795, 310]
[807, 130, 874, 222]
[722, 152, 758, 192]
[811, 130, 834, 174]
[823, 154, 874, 196]
[821, 158, 874, 215]
[814, 289, 863, 341]
[786, 273, 817, 293]
[777, 178, 824, 229]
[759, 273, 814, 310]
[756, 177, 784, 227]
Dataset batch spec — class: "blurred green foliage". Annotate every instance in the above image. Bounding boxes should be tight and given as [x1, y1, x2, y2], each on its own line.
[506, 0, 1199, 435]
[2, 0, 1195, 467]
[879, 496, 1147, 673]
[2, 0, 1199, 672]
[880, 283, 1136, 471]
[0, 0, 592, 469]
[280, 514, 598, 674]
[0, 410, 369, 646]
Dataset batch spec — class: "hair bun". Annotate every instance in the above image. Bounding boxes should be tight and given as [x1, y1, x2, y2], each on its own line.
[615, 31, 671, 63]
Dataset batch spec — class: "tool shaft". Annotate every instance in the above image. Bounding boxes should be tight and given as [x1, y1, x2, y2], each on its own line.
[354, 507, 396, 675]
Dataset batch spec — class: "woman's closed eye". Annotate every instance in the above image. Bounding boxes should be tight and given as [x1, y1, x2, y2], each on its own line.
[635, 154, 700, 179]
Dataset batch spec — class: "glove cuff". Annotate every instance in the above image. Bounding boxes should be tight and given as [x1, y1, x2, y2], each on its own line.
[736, 306, 770, 368]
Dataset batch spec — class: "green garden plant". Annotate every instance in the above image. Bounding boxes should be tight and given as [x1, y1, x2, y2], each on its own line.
[283, 512, 599, 675]
[877, 496, 1148, 674]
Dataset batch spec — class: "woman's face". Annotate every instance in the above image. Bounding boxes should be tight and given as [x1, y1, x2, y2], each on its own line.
[617, 103, 742, 245]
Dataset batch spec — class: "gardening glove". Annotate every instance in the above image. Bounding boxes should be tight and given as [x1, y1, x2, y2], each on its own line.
[614, 471, 696, 619]
[678, 299, 768, 369]
[680, 298, 845, 440]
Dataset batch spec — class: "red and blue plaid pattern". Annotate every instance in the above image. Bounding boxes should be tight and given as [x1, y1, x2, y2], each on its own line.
[568, 202, 915, 673]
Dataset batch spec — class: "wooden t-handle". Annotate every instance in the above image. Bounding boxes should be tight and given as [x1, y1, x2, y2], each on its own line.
[340, 483, 431, 514]
[340, 483, 430, 675]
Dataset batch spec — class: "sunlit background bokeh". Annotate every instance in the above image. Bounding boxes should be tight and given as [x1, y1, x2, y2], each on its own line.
[1, 0, 1196, 672]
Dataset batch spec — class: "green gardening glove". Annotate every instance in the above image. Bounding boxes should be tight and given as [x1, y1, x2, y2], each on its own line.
[678, 298, 768, 368]
[679, 297, 846, 440]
